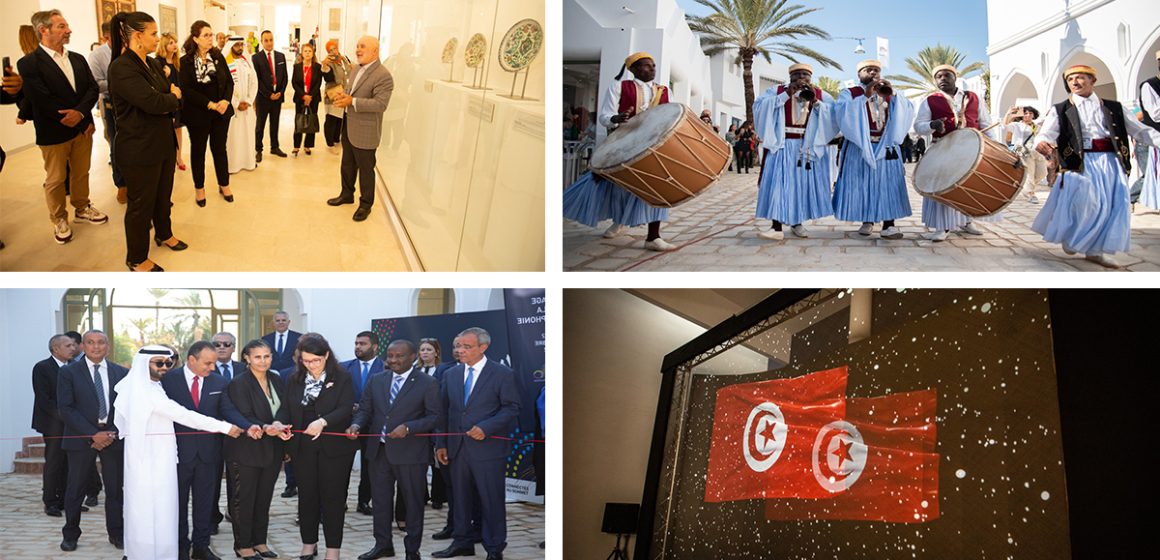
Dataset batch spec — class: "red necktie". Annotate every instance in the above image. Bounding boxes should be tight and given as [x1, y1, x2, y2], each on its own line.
[191, 376, 200, 409]
[268, 52, 276, 88]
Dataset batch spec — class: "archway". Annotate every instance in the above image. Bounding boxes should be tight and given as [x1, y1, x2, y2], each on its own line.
[1130, 28, 1160, 104]
[997, 71, 1041, 116]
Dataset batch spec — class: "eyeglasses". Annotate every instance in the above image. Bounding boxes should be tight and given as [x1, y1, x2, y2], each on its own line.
[150, 359, 175, 368]
[213, 342, 234, 348]
[301, 357, 324, 366]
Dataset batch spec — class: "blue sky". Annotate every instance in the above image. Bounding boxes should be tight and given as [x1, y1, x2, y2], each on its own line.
[674, 0, 990, 81]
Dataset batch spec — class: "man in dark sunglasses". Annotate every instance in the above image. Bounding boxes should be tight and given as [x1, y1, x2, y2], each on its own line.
[210, 331, 243, 535]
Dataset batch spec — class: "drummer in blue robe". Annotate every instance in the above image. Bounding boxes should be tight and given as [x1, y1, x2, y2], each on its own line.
[1031, 64, 1160, 268]
[562, 52, 676, 252]
[752, 63, 838, 240]
[831, 60, 916, 240]
[913, 64, 1000, 241]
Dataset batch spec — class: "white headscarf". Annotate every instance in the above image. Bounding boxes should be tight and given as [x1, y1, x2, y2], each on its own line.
[114, 345, 177, 440]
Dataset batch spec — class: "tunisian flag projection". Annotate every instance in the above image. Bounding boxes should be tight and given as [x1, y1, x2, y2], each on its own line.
[764, 389, 940, 523]
[703, 366, 848, 502]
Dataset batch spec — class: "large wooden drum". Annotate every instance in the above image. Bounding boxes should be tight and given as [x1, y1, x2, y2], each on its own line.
[913, 128, 1027, 217]
[590, 103, 732, 208]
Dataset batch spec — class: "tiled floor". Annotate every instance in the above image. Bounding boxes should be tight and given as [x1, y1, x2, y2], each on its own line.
[0, 471, 544, 560]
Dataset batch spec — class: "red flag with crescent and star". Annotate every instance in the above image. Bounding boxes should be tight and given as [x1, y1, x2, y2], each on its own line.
[763, 389, 940, 523]
[703, 366, 848, 503]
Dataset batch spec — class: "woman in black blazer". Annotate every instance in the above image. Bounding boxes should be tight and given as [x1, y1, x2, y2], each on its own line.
[284, 335, 358, 560]
[179, 20, 234, 207]
[291, 43, 323, 156]
[225, 339, 290, 560]
[107, 11, 185, 272]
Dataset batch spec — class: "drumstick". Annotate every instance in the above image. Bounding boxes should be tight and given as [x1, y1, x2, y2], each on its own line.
[979, 122, 1003, 134]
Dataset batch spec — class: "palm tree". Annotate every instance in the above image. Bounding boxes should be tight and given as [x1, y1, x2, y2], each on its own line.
[884, 43, 984, 99]
[816, 76, 842, 99]
[688, 0, 842, 124]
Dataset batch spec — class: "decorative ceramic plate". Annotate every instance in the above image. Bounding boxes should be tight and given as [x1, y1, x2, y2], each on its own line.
[497, 19, 543, 72]
[441, 37, 458, 64]
[464, 33, 487, 69]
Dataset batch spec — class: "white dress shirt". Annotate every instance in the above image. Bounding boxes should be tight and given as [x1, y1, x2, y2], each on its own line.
[85, 358, 111, 423]
[462, 355, 488, 401]
[1141, 80, 1160, 118]
[915, 89, 996, 141]
[183, 366, 205, 402]
[598, 77, 658, 129]
[1007, 121, 1041, 148]
[41, 43, 76, 91]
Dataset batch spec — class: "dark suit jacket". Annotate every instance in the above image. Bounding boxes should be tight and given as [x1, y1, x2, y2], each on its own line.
[252, 49, 288, 104]
[223, 371, 290, 467]
[161, 367, 245, 465]
[213, 360, 244, 382]
[432, 360, 459, 384]
[351, 369, 440, 465]
[341, 356, 384, 403]
[292, 61, 323, 113]
[284, 367, 359, 459]
[57, 358, 129, 451]
[108, 53, 180, 166]
[31, 356, 66, 435]
[16, 46, 98, 146]
[436, 360, 520, 461]
[178, 50, 235, 122]
[263, 330, 302, 375]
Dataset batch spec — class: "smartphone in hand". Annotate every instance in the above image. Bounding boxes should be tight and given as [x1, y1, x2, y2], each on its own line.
[2, 57, 11, 75]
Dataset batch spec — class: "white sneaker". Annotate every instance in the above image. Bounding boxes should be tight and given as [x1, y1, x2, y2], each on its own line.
[1085, 254, 1121, 269]
[880, 226, 903, 240]
[922, 230, 948, 242]
[1028, 193, 1040, 204]
[757, 229, 783, 240]
[602, 224, 625, 239]
[857, 223, 874, 236]
[74, 204, 108, 224]
[644, 238, 676, 252]
[53, 219, 73, 244]
[790, 224, 809, 238]
[958, 222, 983, 236]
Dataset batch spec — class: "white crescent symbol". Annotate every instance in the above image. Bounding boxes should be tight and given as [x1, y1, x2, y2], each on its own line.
[743, 402, 787, 472]
[811, 420, 867, 493]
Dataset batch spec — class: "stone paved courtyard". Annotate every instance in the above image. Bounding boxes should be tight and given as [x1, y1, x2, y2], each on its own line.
[564, 163, 1160, 271]
[0, 472, 544, 560]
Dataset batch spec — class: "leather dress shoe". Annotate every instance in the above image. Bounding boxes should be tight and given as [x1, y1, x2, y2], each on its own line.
[211, 524, 220, 535]
[357, 502, 374, 515]
[431, 501, 444, 510]
[80, 504, 90, 512]
[109, 536, 124, 549]
[431, 545, 475, 558]
[281, 486, 298, 498]
[257, 549, 279, 558]
[60, 538, 78, 551]
[432, 526, 453, 540]
[353, 207, 371, 221]
[271, 148, 288, 157]
[405, 554, 420, 560]
[85, 495, 99, 507]
[327, 196, 354, 206]
[45, 504, 63, 517]
[256, 152, 263, 163]
[357, 545, 395, 559]
[156, 237, 189, 250]
[485, 553, 502, 560]
[192, 547, 223, 560]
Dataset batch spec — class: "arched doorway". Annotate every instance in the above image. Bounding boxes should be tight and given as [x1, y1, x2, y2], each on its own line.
[1130, 30, 1160, 103]
[998, 71, 1041, 115]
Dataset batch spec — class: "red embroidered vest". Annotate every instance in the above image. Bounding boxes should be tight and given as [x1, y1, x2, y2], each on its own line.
[777, 85, 823, 139]
[619, 80, 670, 118]
[847, 86, 890, 134]
[927, 91, 979, 139]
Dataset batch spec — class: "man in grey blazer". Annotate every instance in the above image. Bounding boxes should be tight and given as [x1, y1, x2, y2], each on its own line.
[348, 339, 440, 560]
[327, 35, 394, 222]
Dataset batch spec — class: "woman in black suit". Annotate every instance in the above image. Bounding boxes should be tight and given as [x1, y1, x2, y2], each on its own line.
[291, 43, 322, 156]
[285, 335, 358, 560]
[107, 11, 185, 272]
[226, 339, 290, 560]
[179, 20, 234, 207]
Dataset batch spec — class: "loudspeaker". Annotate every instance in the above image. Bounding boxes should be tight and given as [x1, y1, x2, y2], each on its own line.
[601, 503, 640, 534]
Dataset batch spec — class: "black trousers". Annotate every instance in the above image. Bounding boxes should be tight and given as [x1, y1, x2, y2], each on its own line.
[440, 461, 481, 535]
[178, 457, 219, 554]
[101, 98, 125, 187]
[324, 114, 343, 147]
[358, 445, 372, 505]
[449, 454, 506, 553]
[212, 459, 234, 527]
[340, 119, 377, 208]
[63, 443, 123, 542]
[294, 442, 354, 548]
[228, 459, 280, 550]
[121, 150, 176, 265]
[371, 450, 427, 553]
[293, 106, 318, 149]
[255, 101, 282, 152]
[40, 430, 68, 507]
[431, 461, 448, 504]
[187, 116, 230, 188]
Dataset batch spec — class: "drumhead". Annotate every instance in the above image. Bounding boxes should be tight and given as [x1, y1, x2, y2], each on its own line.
[591, 103, 686, 170]
[913, 129, 981, 194]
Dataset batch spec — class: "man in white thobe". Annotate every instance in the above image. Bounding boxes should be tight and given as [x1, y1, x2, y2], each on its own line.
[225, 36, 258, 174]
[113, 346, 243, 560]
